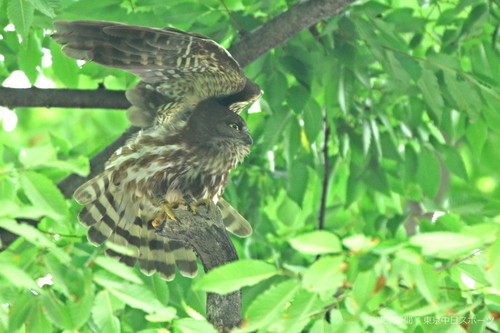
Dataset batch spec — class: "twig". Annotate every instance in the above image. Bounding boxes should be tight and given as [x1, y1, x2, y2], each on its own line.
[435, 243, 493, 271]
[219, 0, 244, 33]
[318, 110, 330, 231]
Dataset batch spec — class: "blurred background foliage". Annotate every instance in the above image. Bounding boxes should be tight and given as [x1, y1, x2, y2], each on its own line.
[0, 0, 499, 332]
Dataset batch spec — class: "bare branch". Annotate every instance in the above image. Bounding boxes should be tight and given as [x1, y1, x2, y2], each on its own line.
[0, 87, 129, 109]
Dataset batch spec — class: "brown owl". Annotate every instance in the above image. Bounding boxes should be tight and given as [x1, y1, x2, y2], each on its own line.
[53, 20, 262, 280]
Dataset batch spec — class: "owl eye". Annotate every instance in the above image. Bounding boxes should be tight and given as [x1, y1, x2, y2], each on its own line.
[228, 122, 240, 130]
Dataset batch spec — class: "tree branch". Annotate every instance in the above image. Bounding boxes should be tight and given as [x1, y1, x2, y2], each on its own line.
[318, 110, 330, 231]
[156, 204, 241, 332]
[230, 0, 354, 68]
[0, 87, 130, 109]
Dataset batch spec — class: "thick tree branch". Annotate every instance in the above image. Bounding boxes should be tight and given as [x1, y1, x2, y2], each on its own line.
[230, 0, 353, 67]
[0, 87, 129, 109]
[156, 204, 241, 332]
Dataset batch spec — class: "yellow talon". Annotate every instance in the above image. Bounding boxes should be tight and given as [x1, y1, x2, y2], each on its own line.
[152, 200, 187, 227]
[189, 199, 212, 215]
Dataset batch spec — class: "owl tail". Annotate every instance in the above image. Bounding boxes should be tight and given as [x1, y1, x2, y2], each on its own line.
[217, 199, 253, 237]
[74, 173, 197, 280]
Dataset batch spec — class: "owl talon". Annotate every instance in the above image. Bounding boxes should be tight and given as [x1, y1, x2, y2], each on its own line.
[152, 200, 187, 227]
[189, 199, 212, 215]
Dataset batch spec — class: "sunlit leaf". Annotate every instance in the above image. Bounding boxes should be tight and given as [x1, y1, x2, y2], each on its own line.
[174, 318, 217, 333]
[92, 291, 121, 333]
[289, 230, 341, 255]
[242, 279, 300, 332]
[417, 69, 444, 122]
[20, 171, 68, 219]
[195, 260, 278, 294]
[302, 256, 344, 292]
[410, 232, 483, 259]
[7, 0, 34, 40]
[416, 149, 440, 198]
[17, 30, 42, 85]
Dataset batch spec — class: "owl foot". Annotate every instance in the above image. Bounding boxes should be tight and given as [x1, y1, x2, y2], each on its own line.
[188, 199, 212, 215]
[152, 200, 187, 227]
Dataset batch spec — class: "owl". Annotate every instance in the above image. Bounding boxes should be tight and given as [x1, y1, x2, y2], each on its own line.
[53, 20, 262, 280]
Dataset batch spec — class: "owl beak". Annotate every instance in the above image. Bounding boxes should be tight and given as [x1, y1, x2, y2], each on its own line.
[242, 133, 253, 146]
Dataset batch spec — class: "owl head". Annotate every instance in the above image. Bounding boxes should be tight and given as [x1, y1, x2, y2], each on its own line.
[184, 99, 253, 149]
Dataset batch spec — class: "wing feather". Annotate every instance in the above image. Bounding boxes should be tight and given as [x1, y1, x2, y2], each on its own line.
[52, 20, 262, 127]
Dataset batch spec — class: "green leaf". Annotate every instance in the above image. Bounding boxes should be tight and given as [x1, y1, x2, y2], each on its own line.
[486, 238, 500, 290]
[410, 232, 483, 259]
[465, 119, 487, 157]
[7, 0, 34, 40]
[195, 260, 278, 294]
[437, 144, 468, 180]
[0, 260, 39, 290]
[337, 66, 351, 114]
[370, 118, 382, 158]
[352, 270, 377, 307]
[416, 149, 440, 198]
[50, 41, 80, 88]
[26, 300, 53, 333]
[27, 0, 55, 17]
[287, 162, 309, 205]
[243, 279, 300, 332]
[309, 319, 331, 333]
[94, 276, 169, 314]
[384, 8, 426, 33]
[362, 119, 371, 156]
[93, 256, 143, 284]
[41, 291, 75, 330]
[288, 231, 341, 255]
[8, 292, 35, 332]
[303, 99, 322, 143]
[286, 85, 309, 114]
[20, 171, 68, 219]
[41, 279, 93, 330]
[174, 318, 217, 333]
[413, 263, 439, 304]
[92, 291, 121, 333]
[302, 256, 344, 292]
[0, 219, 71, 263]
[266, 71, 288, 110]
[280, 289, 324, 333]
[443, 72, 481, 121]
[145, 307, 177, 322]
[456, 263, 490, 286]
[417, 69, 444, 122]
[460, 4, 489, 39]
[17, 30, 42, 85]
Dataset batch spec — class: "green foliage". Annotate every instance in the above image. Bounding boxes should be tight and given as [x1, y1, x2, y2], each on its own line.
[1, 0, 500, 332]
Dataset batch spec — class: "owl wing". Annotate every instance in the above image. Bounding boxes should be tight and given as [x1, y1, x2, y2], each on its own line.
[52, 20, 262, 126]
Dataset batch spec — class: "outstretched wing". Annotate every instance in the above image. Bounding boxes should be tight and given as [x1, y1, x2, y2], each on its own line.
[52, 20, 262, 126]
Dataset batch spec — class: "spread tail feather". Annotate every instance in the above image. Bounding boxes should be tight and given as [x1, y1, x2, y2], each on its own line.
[74, 173, 199, 280]
[218, 198, 253, 237]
